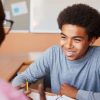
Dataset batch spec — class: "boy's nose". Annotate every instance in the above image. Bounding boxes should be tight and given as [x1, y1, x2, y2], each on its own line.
[64, 39, 74, 49]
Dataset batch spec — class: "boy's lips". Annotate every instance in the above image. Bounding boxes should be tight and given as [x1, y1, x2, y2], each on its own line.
[64, 50, 76, 57]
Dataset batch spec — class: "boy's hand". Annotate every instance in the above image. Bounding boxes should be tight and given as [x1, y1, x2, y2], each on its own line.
[59, 83, 78, 99]
[16, 83, 46, 100]
[16, 83, 32, 100]
[38, 83, 46, 100]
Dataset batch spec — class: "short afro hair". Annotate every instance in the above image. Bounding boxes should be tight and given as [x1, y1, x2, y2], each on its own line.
[57, 4, 100, 39]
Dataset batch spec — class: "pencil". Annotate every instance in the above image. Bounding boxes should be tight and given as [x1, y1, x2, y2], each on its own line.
[26, 79, 29, 92]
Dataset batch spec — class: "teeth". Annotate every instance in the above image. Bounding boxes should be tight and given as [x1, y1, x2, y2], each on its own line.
[65, 51, 75, 56]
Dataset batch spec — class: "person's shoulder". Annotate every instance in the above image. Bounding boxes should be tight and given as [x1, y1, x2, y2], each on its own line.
[49, 45, 61, 49]
[92, 46, 100, 69]
[92, 46, 100, 52]
[90, 46, 100, 58]
[44, 45, 62, 56]
[46, 45, 61, 52]
[93, 45, 100, 48]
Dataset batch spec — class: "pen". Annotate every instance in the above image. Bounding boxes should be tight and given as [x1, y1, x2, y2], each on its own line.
[26, 79, 29, 92]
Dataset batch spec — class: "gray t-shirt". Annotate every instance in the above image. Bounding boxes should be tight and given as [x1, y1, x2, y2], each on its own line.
[12, 45, 100, 100]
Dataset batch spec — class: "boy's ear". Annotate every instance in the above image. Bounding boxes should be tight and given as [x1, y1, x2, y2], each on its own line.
[89, 37, 96, 45]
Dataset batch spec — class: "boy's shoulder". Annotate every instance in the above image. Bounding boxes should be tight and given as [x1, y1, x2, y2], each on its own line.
[47, 45, 61, 51]
[44, 45, 62, 55]
[92, 46, 100, 51]
[90, 46, 100, 57]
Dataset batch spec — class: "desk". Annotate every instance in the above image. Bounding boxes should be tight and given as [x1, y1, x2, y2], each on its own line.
[0, 52, 42, 81]
[0, 54, 28, 81]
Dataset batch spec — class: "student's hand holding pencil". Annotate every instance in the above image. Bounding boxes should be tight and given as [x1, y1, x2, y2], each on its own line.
[16, 81, 32, 100]
[16, 81, 46, 100]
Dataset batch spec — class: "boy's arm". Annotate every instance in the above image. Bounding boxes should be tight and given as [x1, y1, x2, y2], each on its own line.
[59, 83, 100, 100]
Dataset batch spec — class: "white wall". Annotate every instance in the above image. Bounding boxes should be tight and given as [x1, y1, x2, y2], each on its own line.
[30, 0, 100, 33]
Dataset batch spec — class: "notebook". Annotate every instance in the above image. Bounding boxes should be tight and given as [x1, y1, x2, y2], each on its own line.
[29, 91, 75, 100]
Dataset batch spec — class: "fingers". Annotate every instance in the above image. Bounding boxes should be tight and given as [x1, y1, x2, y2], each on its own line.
[59, 83, 78, 99]
[24, 89, 31, 95]
[38, 83, 46, 100]
[16, 83, 33, 99]
[23, 85, 32, 100]
[58, 86, 62, 96]
[27, 96, 33, 100]
[38, 84, 44, 94]
[16, 83, 26, 90]
[16, 83, 46, 100]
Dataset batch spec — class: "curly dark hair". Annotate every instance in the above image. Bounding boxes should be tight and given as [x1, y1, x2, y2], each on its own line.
[57, 4, 100, 40]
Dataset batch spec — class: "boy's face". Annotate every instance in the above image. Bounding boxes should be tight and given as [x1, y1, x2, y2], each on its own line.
[60, 24, 94, 61]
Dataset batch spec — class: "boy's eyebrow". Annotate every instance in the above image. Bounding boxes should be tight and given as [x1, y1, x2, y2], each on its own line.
[60, 32, 85, 39]
[73, 36, 85, 39]
[60, 33, 66, 36]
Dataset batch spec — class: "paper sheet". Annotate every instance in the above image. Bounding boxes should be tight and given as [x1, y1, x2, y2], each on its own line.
[11, 1, 28, 16]
[29, 91, 75, 100]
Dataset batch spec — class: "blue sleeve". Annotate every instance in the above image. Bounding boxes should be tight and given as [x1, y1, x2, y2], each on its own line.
[12, 47, 53, 86]
[76, 90, 100, 100]
[76, 63, 100, 100]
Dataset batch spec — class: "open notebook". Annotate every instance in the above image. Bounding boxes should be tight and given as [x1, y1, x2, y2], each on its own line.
[29, 91, 75, 100]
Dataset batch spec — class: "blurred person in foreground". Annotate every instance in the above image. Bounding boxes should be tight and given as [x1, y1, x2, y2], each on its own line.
[0, 0, 46, 100]
[0, 0, 27, 99]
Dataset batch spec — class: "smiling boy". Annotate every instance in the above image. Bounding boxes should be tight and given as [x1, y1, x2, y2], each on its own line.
[12, 4, 100, 100]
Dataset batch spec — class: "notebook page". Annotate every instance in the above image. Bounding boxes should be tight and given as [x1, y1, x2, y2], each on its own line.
[29, 91, 75, 100]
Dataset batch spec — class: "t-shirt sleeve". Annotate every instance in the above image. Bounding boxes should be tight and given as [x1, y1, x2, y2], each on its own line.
[12, 46, 54, 86]
[76, 90, 100, 100]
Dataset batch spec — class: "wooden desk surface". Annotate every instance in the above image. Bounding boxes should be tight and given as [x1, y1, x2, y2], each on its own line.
[0, 54, 28, 81]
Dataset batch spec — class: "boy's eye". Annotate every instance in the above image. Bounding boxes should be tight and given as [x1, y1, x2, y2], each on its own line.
[74, 38, 82, 42]
[61, 36, 67, 40]
[61, 36, 66, 38]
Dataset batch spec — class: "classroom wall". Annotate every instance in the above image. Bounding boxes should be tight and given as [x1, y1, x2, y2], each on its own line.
[3, 0, 30, 31]
[4, 0, 100, 32]
[2, 1, 100, 54]
[0, 32, 100, 54]
[0, 32, 60, 54]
